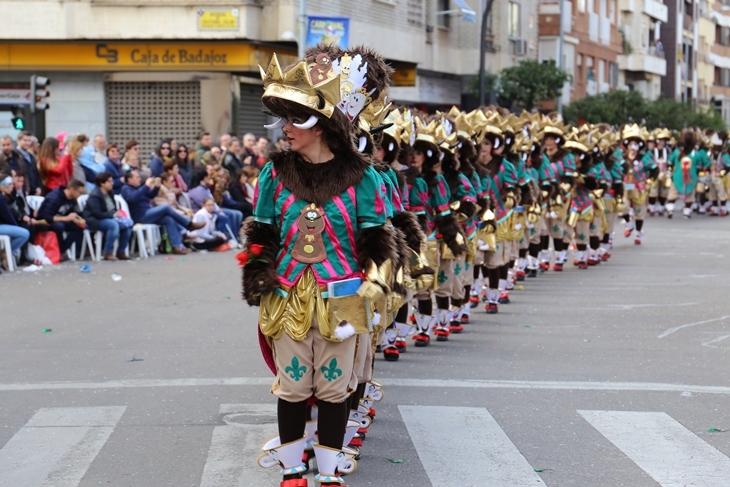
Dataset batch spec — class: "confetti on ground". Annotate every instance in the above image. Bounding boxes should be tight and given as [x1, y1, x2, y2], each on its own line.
[518, 285, 524, 290]
[42, 328, 52, 333]
[111, 273, 122, 281]
[708, 428, 727, 433]
[227, 296, 231, 299]
[76, 300, 82, 303]
[166, 257, 174, 261]
[179, 258, 185, 262]
[523, 325, 533, 328]
[383, 457, 403, 463]
[79, 263, 91, 273]
[534, 468, 553, 473]
[125, 356, 144, 362]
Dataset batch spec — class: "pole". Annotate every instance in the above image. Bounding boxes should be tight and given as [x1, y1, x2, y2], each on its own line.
[479, 0, 496, 106]
[298, 0, 307, 59]
[557, 0, 565, 113]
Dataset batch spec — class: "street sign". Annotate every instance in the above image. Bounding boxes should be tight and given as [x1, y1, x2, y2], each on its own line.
[197, 8, 239, 31]
[0, 88, 31, 106]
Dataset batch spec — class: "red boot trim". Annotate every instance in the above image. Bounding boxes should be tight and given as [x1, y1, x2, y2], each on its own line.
[460, 316, 469, 323]
[433, 328, 450, 337]
[281, 479, 309, 487]
[413, 334, 429, 342]
[349, 437, 363, 447]
[552, 263, 563, 271]
[448, 324, 464, 332]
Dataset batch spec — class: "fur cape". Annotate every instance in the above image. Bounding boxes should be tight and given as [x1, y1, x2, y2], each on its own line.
[441, 151, 477, 220]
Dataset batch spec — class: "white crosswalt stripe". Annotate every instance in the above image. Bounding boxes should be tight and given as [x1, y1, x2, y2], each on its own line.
[399, 405, 545, 486]
[579, 410, 730, 486]
[199, 403, 314, 487]
[0, 406, 126, 487]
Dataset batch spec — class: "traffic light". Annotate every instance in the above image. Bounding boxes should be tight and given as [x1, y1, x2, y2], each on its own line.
[30, 75, 50, 113]
[11, 117, 25, 130]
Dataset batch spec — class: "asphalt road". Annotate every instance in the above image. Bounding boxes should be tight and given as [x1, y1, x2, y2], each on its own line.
[2, 214, 730, 487]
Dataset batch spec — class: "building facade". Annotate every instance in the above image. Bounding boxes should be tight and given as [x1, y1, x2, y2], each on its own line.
[708, 0, 730, 124]
[538, 0, 623, 107]
[0, 0, 538, 153]
[617, 0, 668, 99]
[661, 0, 698, 102]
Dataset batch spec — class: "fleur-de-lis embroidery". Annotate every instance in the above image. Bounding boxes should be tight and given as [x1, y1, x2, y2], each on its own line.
[465, 262, 471, 272]
[454, 264, 462, 276]
[438, 270, 448, 284]
[578, 233, 586, 241]
[552, 224, 560, 233]
[321, 358, 343, 382]
[285, 356, 307, 382]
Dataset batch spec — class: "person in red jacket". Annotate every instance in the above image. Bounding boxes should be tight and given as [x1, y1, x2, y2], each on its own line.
[38, 137, 72, 193]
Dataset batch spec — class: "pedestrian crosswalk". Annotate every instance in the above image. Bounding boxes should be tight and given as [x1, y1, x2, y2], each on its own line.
[2, 404, 730, 486]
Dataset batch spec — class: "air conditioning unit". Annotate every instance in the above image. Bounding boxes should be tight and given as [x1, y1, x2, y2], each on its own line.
[513, 39, 527, 56]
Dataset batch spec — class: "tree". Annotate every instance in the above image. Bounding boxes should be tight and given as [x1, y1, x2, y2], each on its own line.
[498, 60, 572, 111]
[564, 92, 726, 131]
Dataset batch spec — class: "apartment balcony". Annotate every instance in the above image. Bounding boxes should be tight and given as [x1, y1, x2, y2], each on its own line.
[618, 49, 667, 76]
[643, 0, 668, 22]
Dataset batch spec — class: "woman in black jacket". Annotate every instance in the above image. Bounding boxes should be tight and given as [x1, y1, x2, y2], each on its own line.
[83, 172, 132, 261]
[227, 168, 253, 218]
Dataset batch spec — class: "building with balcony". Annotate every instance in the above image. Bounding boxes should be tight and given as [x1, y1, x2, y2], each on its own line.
[0, 0, 538, 153]
[538, 0, 623, 106]
[707, 0, 730, 125]
[661, 0, 698, 102]
[617, 0, 667, 99]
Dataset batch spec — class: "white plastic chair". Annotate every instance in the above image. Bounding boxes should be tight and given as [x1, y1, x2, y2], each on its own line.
[0, 235, 17, 271]
[76, 194, 101, 261]
[26, 195, 44, 212]
[114, 195, 158, 258]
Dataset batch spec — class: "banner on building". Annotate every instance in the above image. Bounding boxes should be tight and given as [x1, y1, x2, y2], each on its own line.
[306, 16, 349, 49]
[0, 88, 31, 105]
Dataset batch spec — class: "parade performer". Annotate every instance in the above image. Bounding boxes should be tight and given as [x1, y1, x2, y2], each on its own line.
[620, 124, 657, 243]
[708, 131, 730, 216]
[243, 50, 399, 487]
[667, 130, 706, 219]
[648, 128, 671, 216]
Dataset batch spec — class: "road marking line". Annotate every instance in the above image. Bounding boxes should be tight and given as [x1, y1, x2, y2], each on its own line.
[5, 377, 730, 395]
[658, 315, 730, 339]
[579, 410, 730, 487]
[702, 334, 730, 348]
[0, 406, 126, 487]
[399, 405, 544, 486]
[200, 404, 313, 487]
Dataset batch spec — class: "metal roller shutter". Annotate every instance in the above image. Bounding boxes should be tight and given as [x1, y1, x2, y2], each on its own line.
[239, 83, 267, 138]
[105, 81, 201, 159]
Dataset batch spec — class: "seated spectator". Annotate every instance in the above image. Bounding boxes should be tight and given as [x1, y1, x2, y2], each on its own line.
[174, 144, 193, 189]
[122, 152, 150, 183]
[83, 172, 132, 261]
[14, 131, 43, 195]
[66, 137, 88, 188]
[228, 168, 254, 217]
[222, 137, 243, 174]
[163, 159, 188, 195]
[103, 144, 124, 194]
[8, 168, 40, 260]
[150, 139, 173, 177]
[214, 166, 250, 220]
[39, 137, 72, 193]
[120, 170, 204, 255]
[194, 132, 212, 166]
[219, 134, 231, 154]
[188, 170, 240, 238]
[78, 134, 105, 192]
[36, 179, 86, 260]
[191, 197, 227, 251]
[0, 171, 30, 269]
[93, 135, 107, 165]
[154, 173, 193, 219]
[255, 137, 269, 167]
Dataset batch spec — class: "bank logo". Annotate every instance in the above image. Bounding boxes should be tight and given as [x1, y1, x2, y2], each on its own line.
[96, 44, 118, 63]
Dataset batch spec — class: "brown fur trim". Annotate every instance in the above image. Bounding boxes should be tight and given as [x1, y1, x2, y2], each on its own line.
[355, 126, 375, 156]
[391, 211, 427, 252]
[416, 212, 430, 235]
[356, 224, 398, 269]
[347, 45, 394, 101]
[459, 200, 478, 219]
[413, 139, 441, 169]
[380, 133, 400, 164]
[269, 147, 370, 207]
[436, 212, 467, 256]
[391, 226, 410, 296]
[305, 43, 345, 65]
[398, 140, 413, 167]
[241, 220, 281, 306]
[457, 136, 477, 166]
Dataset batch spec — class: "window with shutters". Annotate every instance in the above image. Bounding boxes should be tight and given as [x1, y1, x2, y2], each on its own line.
[105, 81, 201, 159]
[239, 83, 268, 138]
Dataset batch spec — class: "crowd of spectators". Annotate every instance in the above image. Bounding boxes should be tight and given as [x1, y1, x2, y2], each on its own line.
[0, 130, 285, 272]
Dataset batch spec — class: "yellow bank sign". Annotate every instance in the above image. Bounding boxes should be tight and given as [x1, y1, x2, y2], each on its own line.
[0, 43, 297, 71]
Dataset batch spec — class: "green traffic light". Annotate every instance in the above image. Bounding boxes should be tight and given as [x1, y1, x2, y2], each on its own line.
[11, 117, 24, 130]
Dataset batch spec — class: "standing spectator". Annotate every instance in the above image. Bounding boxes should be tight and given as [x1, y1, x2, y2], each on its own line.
[36, 179, 86, 259]
[55, 131, 68, 151]
[15, 131, 43, 195]
[255, 137, 269, 167]
[163, 159, 188, 195]
[150, 138, 173, 177]
[93, 135, 107, 165]
[1, 136, 22, 187]
[191, 197, 227, 251]
[84, 172, 132, 261]
[120, 170, 204, 255]
[66, 137, 88, 187]
[241, 133, 256, 166]
[39, 137, 72, 193]
[219, 134, 231, 154]
[222, 137, 243, 174]
[173, 144, 193, 189]
[0, 171, 30, 269]
[154, 173, 193, 218]
[103, 144, 124, 194]
[194, 132, 212, 165]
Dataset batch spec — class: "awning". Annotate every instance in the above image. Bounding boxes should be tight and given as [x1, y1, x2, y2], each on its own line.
[453, 0, 477, 23]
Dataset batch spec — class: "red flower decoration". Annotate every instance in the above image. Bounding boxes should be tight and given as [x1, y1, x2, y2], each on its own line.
[249, 244, 264, 256]
[236, 251, 250, 267]
[435, 233, 443, 240]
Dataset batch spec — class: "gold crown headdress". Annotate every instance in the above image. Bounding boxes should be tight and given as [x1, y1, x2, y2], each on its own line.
[260, 53, 341, 118]
[467, 109, 489, 144]
[653, 128, 672, 140]
[414, 116, 440, 145]
[381, 108, 403, 146]
[621, 123, 644, 142]
[563, 129, 591, 153]
[538, 115, 568, 137]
